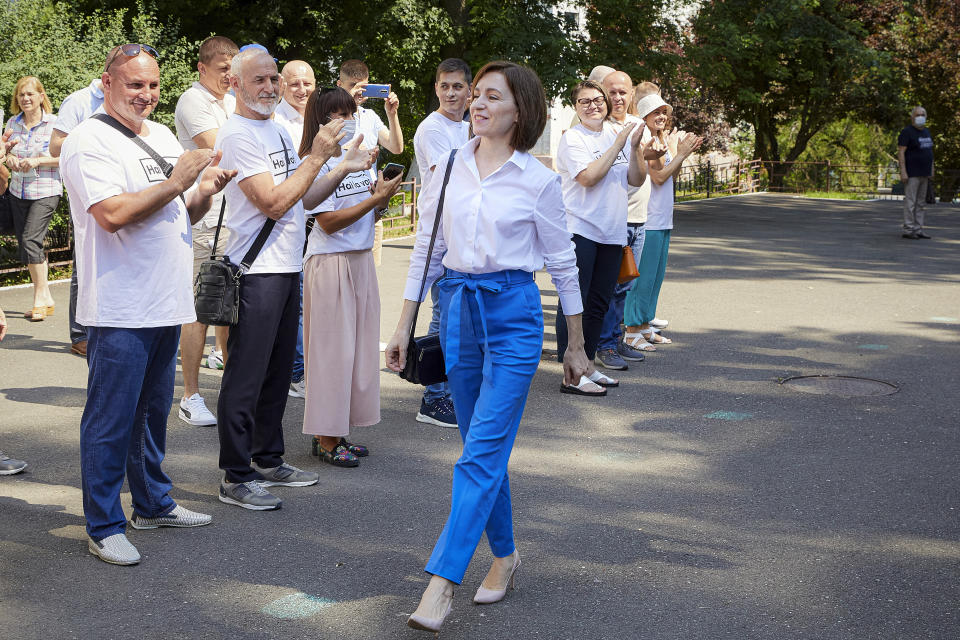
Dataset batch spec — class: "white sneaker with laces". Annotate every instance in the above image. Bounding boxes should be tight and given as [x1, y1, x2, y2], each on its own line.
[288, 379, 306, 398]
[206, 348, 224, 370]
[88, 533, 140, 565]
[178, 393, 216, 427]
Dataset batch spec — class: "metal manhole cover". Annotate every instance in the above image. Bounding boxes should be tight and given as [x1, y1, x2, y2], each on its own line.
[779, 375, 899, 397]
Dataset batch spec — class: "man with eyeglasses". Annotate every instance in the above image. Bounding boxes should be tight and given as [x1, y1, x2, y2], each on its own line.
[60, 43, 238, 565]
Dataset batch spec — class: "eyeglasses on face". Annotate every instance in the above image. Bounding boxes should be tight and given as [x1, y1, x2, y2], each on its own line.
[577, 96, 605, 108]
[105, 43, 159, 72]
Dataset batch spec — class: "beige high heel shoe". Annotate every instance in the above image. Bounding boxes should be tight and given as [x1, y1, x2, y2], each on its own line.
[408, 579, 455, 633]
[473, 551, 521, 604]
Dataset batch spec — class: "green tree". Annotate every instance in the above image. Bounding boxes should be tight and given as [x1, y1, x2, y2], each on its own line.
[0, 0, 199, 129]
[688, 0, 903, 172]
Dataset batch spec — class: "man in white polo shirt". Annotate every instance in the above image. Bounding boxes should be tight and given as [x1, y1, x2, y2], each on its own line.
[174, 35, 239, 427]
[272, 59, 316, 400]
[410, 57, 471, 429]
[60, 44, 237, 566]
[214, 47, 378, 511]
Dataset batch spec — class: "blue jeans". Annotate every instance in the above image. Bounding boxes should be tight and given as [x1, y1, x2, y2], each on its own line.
[422, 282, 451, 403]
[426, 270, 542, 584]
[598, 224, 646, 350]
[81, 326, 179, 541]
[291, 271, 304, 383]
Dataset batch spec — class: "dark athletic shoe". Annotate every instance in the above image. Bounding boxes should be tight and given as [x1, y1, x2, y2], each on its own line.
[596, 348, 628, 371]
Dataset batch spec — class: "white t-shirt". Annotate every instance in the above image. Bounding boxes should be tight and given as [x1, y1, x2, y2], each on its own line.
[556, 121, 629, 245]
[53, 80, 104, 134]
[175, 82, 236, 229]
[60, 115, 195, 327]
[614, 115, 651, 225]
[273, 99, 305, 151]
[357, 106, 386, 173]
[413, 111, 470, 193]
[646, 148, 674, 231]
[215, 114, 305, 274]
[305, 152, 375, 256]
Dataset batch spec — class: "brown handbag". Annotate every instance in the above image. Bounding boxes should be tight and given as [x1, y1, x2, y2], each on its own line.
[617, 245, 639, 284]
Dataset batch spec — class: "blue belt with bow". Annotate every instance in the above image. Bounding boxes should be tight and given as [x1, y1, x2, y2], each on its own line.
[440, 269, 534, 376]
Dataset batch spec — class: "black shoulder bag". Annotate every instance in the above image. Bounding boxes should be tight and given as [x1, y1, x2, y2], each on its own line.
[399, 149, 457, 386]
[194, 133, 294, 325]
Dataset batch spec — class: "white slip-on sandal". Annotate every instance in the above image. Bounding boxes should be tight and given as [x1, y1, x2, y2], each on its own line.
[560, 375, 607, 396]
[641, 328, 672, 344]
[624, 332, 656, 352]
[588, 370, 619, 388]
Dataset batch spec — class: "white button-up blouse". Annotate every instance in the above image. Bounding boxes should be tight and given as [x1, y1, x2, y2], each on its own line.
[403, 136, 583, 315]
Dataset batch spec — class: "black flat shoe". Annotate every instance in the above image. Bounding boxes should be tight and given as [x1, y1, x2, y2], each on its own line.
[916, 232, 931, 239]
[902, 232, 919, 239]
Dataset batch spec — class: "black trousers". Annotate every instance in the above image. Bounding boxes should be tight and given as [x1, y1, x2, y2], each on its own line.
[217, 272, 300, 483]
[555, 233, 622, 362]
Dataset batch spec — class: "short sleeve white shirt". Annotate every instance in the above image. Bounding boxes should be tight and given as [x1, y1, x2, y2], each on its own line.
[54, 80, 104, 134]
[617, 115, 651, 225]
[215, 114, 305, 274]
[645, 148, 675, 231]
[413, 111, 470, 193]
[60, 115, 195, 327]
[174, 82, 235, 228]
[357, 106, 386, 172]
[305, 153, 375, 256]
[273, 100, 305, 151]
[556, 122, 630, 245]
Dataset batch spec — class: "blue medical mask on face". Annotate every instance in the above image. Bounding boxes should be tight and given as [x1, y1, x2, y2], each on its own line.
[914, 115, 926, 126]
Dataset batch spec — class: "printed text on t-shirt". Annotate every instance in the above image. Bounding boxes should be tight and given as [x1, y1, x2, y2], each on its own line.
[139, 156, 181, 183]
[336, 171, 372, 199]
[269, 148, 296, 177]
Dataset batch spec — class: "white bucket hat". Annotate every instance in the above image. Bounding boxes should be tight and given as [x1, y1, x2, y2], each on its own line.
[636, 93, 673, 120]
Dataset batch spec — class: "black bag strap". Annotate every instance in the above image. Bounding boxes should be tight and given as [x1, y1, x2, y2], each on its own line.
[209, 196, 227, 260]
[238, 131, 294, 273]
[91, 113, 185, 205]
[408, 149, 457, 340]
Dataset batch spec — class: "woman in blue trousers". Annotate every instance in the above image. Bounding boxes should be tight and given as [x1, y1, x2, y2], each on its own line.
[386, 61, 591, 633]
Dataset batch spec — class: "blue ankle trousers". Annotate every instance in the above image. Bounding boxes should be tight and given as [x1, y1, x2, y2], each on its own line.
[425, 269, 542, 584]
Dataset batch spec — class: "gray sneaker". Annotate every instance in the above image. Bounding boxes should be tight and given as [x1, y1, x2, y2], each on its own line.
[129, 504, 213, 530]
[252, 462, 319, 487]
[219, 480, 282, 511]
[596, 348, 628, 371]
[616, 340, 646, 362]
[288, 379, 306, 398]
[88, 533, 140, 565]
[0, 450, 27, 475]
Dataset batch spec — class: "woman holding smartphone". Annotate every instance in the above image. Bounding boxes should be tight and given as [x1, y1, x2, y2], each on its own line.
[298, 87, 402, 467]
[385, 61, 593, 634]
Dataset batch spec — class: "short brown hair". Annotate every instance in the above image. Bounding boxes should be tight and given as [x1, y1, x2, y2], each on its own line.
[199, 36, 239, 64]
[472, 61, 546, 153]
[339, 59, 369, 81]
[571, 80, 612, 121]
[299, 87, 357, 158]
[436, 58, 471, 85]
[9, 76, 52, 115]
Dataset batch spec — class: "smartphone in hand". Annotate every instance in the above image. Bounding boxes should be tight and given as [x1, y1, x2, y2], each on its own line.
[382, 163, 405, 180]
[362, 84, 391, 99]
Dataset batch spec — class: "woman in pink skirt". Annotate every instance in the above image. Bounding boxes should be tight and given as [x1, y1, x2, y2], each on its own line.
[298, 87, 402, 467]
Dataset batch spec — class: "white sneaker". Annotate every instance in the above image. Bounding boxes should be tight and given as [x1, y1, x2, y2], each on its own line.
[206, 348, 224, 370]
[650, 317, 669, 329]
[178, 394, 216, 427]
[88, 533, 140, 565]
[288, 379, 306, 398]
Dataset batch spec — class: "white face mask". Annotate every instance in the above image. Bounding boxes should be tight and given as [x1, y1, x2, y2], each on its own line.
[914, 115, 926, 126]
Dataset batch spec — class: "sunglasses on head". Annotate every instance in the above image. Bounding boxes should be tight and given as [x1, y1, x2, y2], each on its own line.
[105, 43, 159, 72]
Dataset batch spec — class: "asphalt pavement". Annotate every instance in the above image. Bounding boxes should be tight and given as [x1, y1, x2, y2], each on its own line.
[0, 193, 958, 639]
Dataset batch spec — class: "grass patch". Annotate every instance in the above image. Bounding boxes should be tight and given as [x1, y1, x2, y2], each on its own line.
[800, 191, 870, 200]
[0, 263, 72, 287]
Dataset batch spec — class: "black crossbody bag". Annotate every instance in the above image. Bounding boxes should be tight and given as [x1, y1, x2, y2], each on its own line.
[194, 134, 294, 325]
[399, 150, 457, 386]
